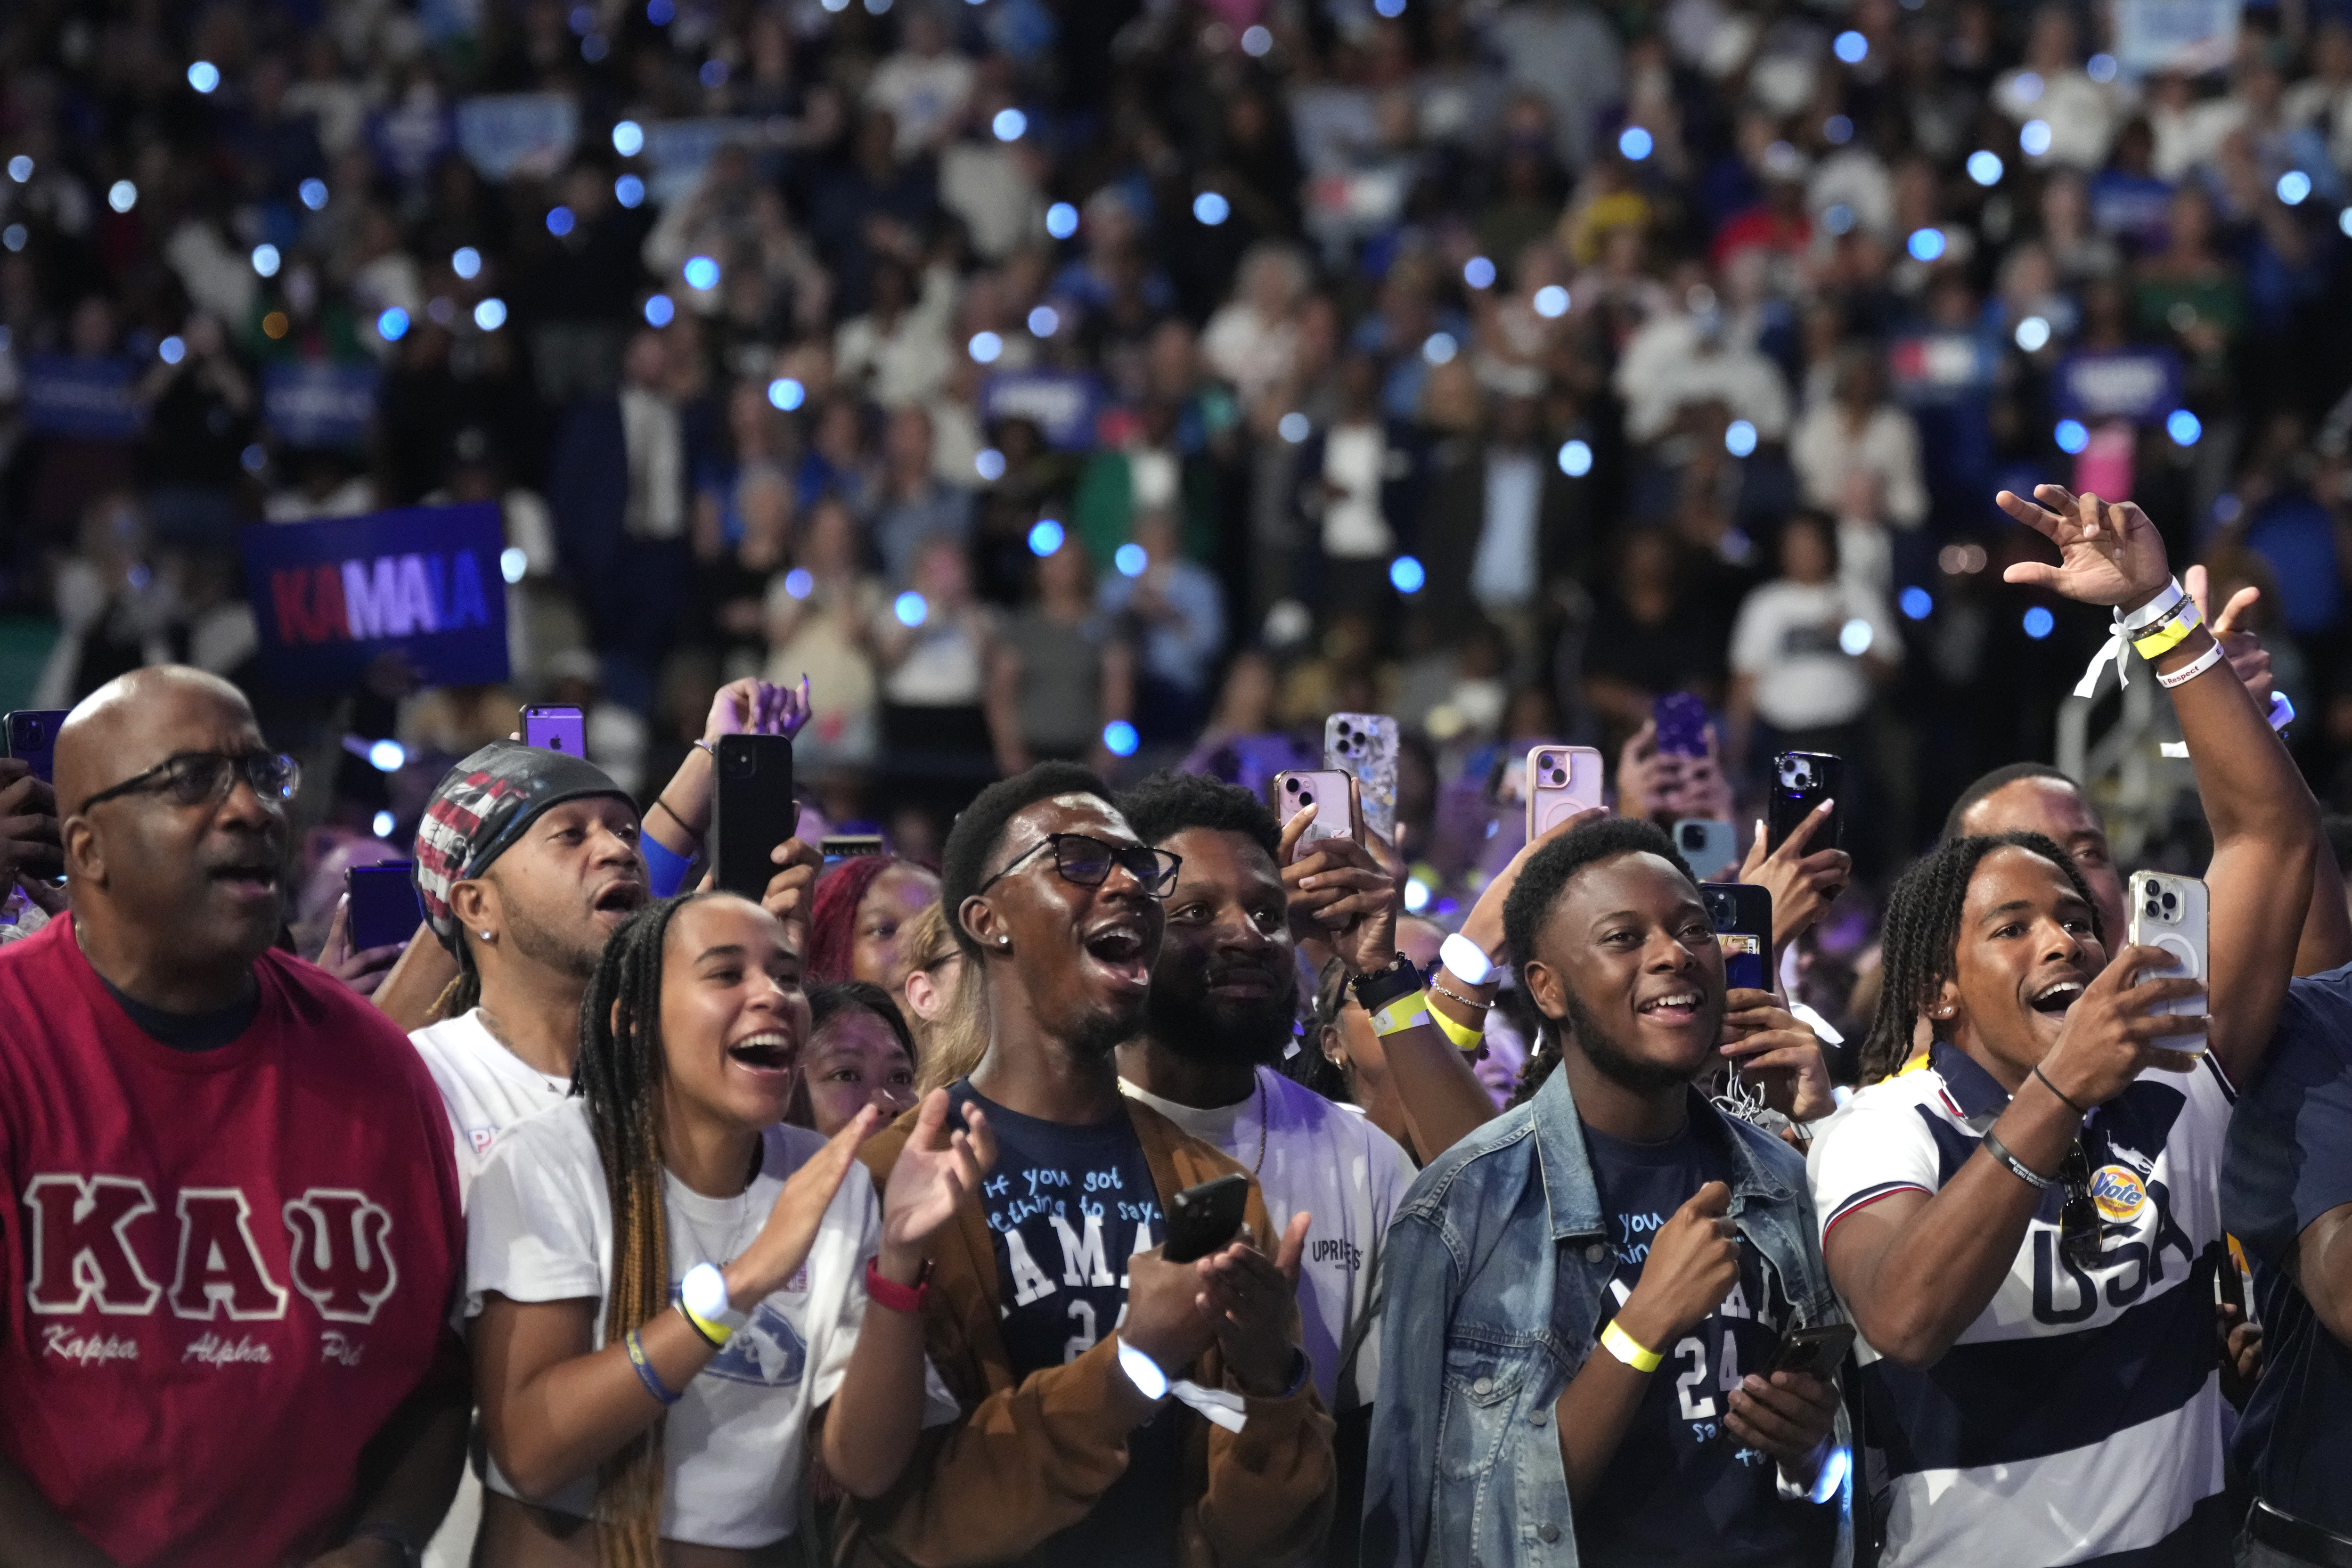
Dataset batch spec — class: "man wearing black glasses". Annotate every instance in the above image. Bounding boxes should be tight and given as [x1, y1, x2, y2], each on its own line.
[842, 761, 1335, 1568]
[0, 666, 468, 1568]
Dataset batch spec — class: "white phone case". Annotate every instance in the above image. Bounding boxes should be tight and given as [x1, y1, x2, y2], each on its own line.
[1526, 746, 1604, 839]
[2126, 871, 2209, 1052]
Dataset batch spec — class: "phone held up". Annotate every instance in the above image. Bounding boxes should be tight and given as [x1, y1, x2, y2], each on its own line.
[714, 734, 797, 899]
[1675, 819, 1742, 879]
[346, 862, 425, 952]
[1324, 713, 1400, 842]
[4, 710, 70, 785]
[1701, 883, 1773, 992]
[521, 705, 586, 756]
[2126, 870, 2209, 1053]
[1274, 769, 1359, 847]
[1766, 751, 1844, 853]
[1163, 1173, 1250, 1264]
[1653, 693, 1709, 759]
[1526, 746, 1604, 839]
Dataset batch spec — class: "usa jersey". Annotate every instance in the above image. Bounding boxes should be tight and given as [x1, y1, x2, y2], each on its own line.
[1810, 1043, 2236, 1567]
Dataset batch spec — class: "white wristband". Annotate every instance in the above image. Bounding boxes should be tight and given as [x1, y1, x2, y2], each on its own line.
[2118, 577, 2187, 633]
[1116, 1337, 1169, 1401]
[1438, 933, 1496, 988]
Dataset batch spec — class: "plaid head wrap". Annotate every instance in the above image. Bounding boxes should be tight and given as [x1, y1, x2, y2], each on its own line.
[413, 741, 635, 951]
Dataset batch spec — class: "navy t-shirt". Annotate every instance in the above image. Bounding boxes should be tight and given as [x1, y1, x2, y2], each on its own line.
[1575, 1119, 1837, 1568]
[949, 1081, 1178, 1568]
[2222, 964, 2352, 1536]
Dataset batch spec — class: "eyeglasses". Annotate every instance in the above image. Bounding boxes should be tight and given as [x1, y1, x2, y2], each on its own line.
[79, 751, 302, 814]
[977, 833, 1181, 899]
[2057, 1140, 2101, 1270]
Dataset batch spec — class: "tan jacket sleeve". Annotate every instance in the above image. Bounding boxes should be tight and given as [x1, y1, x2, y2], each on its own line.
[1191, 1372, 1338, 1567]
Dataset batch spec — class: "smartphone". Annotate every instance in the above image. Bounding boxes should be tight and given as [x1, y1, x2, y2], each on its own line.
[820, 833, 884, 862]
[1324, 713, 1400, 841]
[2214, 1238, 2248, 1320]
[1274, 769, 1358, 847]
[522, 705, 586, 756]
[1526, 745, 1604, 839]
[4, 710, 71, 784]
[2127, 870, 2209, 1052]
[1162, 1172, 1250, 1264]
[1702, 882, 1773, 992]
[714, 734, 798, 899]
[346, 862, 424, 952]
[1766, 751, 1844, 853]
[1764, 1322, 1856, 1380]
[1674, 819, 1741, 878]
[1654, 693, 1708, 758]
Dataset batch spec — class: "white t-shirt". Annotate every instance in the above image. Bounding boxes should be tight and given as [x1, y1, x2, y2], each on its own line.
[410, 1008, 572, 1205]
[1120, 1066, 1413, 1412]
[1808, 1044, 2235, 1566]
[1728, 578, 1899, 731]
[465, 1102, 957, 1548]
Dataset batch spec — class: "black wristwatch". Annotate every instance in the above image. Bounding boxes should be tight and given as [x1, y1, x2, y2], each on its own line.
[1349, 951, 1422, 1012]
[350, 1522, 425, 1568]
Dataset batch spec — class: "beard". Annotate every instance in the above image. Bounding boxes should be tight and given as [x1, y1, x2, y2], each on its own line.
[1560, 988, 1702, 1096]
[1062, 1002, 1143, 1062]
[500, 886, 605, 981]
[1143, 968, 1298, 1069]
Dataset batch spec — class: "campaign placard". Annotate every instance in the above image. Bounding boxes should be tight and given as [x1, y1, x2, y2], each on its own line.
[242, 502, 509, 691]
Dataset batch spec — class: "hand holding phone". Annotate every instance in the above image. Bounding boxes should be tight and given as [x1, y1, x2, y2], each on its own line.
[1325, 713, 1400, 841]
[1764, 1322, 1856, 1381]
[5, 711, 70, 786]
[715, 734, 799, 898]
[1163, 1173, 1251, 1263]
[345, 862, 425, 953]
[1766, 752, 1844, 853]
[1527, 746, 1604, 839]
[1275, 770, 1359, 847]
[2127, 871, 2209, 1053]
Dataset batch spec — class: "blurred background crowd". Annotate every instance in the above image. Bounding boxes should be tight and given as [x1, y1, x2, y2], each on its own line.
[7, 0, 2352, 1011]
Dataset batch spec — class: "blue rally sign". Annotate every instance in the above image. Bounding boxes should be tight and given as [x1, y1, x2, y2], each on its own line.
[241, 502, 509, 691]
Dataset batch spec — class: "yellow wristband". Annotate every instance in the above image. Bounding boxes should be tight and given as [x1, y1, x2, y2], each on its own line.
[678, 1301, 735, 1348]
[1601, 1319, 1663, 1373]
[1370, 990, 1432, 1037]
[1428, 1004, 1485, 1052]
[2131, 598, 2201, 660]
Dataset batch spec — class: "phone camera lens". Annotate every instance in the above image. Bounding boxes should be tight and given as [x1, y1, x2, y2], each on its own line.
[1283, 778, 1298, 794]
[1298, 790, 1314, 807]
[720, 748, 756, 780]
[2161, 892, 2178, 911]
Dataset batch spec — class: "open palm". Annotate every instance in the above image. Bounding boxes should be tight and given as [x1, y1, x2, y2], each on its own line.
[1996, 483, 2173, 609]
[883, 1090, 995, 1253]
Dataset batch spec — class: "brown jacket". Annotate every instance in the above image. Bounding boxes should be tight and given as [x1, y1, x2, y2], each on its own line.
[836, 1096, 1336, 1568]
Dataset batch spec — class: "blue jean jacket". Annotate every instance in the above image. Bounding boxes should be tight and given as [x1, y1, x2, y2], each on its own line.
[1362, 1070, 1854, 1568]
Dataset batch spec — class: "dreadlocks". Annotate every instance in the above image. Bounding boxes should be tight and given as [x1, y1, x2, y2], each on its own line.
[571, 892, 704, 1568]
[1861, 832, 2103, 1086]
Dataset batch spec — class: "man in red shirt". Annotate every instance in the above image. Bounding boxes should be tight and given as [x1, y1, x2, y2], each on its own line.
[0, 666, 466, 1568]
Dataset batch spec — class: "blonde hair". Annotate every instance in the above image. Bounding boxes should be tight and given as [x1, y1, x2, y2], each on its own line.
[914, 943, 989, 1095]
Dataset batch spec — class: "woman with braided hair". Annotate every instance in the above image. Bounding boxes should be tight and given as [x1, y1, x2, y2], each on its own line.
[1807, 484, 2320, 1567]
[464, 891, 993, 1567]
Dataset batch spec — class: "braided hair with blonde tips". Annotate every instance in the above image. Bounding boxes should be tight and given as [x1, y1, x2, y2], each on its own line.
[1859, 832, 2104, 1086]
[571, 891, 708, 1568]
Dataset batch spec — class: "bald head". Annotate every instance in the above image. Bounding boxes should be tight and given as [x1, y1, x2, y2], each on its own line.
[57, 666, 258, 817]
[59, 666, 289, 1012]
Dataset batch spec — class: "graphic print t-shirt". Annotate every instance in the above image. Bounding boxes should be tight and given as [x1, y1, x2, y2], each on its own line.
[950, 1081, 1177, 1568]
[0, 916, 464, 1568]
[1575, 1120, 1834, 1568]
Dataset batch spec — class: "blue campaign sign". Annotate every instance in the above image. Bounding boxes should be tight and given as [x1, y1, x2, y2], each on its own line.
[457, 93, 581, 181]
[22, 355, 143, 440]
[2055, 350, 2181, 424]
[981, 370, 1105, 450]
[643, 118, 760, 206]
[242, 502, 510, 692]
[264, 362, 381, 449]
[1887, 333, 1995, 406]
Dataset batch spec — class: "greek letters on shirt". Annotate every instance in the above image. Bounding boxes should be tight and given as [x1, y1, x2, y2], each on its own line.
[21, 1172, 400, 1365]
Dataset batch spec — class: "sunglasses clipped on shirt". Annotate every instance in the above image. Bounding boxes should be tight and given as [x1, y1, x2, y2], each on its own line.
[977, 833, 1182, 898]
[78, 751, 302, 815]
[2056, 1140, 2102, 1271]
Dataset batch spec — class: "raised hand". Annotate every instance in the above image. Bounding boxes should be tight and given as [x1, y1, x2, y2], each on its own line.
[881, 1090, 994, 1264]
[726, 1104, 884, 1302]
[1719, 988, 1836, 1123]
[1282, 797, 1397, 976]
[761, 837, 825, 955]
[315, 894, 408, 1000]
[1737, 801, 1849, 953]
[1996, 484, 2173, 610]
[2036, 944, 2206, 1110]
[2185, 564, 2271, 703]
[1197, 1214, 1309, 1396]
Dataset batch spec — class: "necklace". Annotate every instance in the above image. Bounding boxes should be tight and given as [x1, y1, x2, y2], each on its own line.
[1249, 1073, 1268, 1175]
[672, 1140, 767, 1265]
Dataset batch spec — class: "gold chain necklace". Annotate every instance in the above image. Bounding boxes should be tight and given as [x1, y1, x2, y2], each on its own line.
[1250, 1073, 1267, 1175]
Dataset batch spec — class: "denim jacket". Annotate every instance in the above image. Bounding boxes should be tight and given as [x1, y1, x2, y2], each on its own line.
[1362, 1069, 1854, 1568]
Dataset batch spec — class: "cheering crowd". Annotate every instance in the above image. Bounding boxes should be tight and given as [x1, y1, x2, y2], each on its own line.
[0, 487, 2350, 1568]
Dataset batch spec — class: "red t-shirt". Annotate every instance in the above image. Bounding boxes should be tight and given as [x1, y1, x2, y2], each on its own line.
[0, 916, 465, 1568]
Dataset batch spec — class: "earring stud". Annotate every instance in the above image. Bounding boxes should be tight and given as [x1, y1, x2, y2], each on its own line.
[481, 930, 494, 940]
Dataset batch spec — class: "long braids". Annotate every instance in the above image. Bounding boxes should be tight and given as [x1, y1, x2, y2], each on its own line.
[1861, 832, 2101, 1085]
[572, 893, 704, 1568]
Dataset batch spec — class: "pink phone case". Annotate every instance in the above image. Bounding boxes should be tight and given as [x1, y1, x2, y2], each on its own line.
[1526, 746, 1604, 838]
[1275, 769, 1356, 845]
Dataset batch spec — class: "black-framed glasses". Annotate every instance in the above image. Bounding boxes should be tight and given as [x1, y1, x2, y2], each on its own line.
[977, 833, 1181, 898]
[2057, 1140, 2101, 1270]
[79, 751, 302, 814]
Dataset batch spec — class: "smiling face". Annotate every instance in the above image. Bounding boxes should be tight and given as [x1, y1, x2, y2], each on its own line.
[800, 1007, 917, 1135]
[1938, 845, 2106, 1083]
[965, 793, 1164, 1056]
[658, 896, 814, 1131]
[1142, 827, 1296, 1066]
[469, 797, 648, 979]
[1522, 851, 1726, 1094]
[853, 863, 943, 994]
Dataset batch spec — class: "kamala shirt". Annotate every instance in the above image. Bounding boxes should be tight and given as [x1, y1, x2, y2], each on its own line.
[1811, 1042, 2238, 1567]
